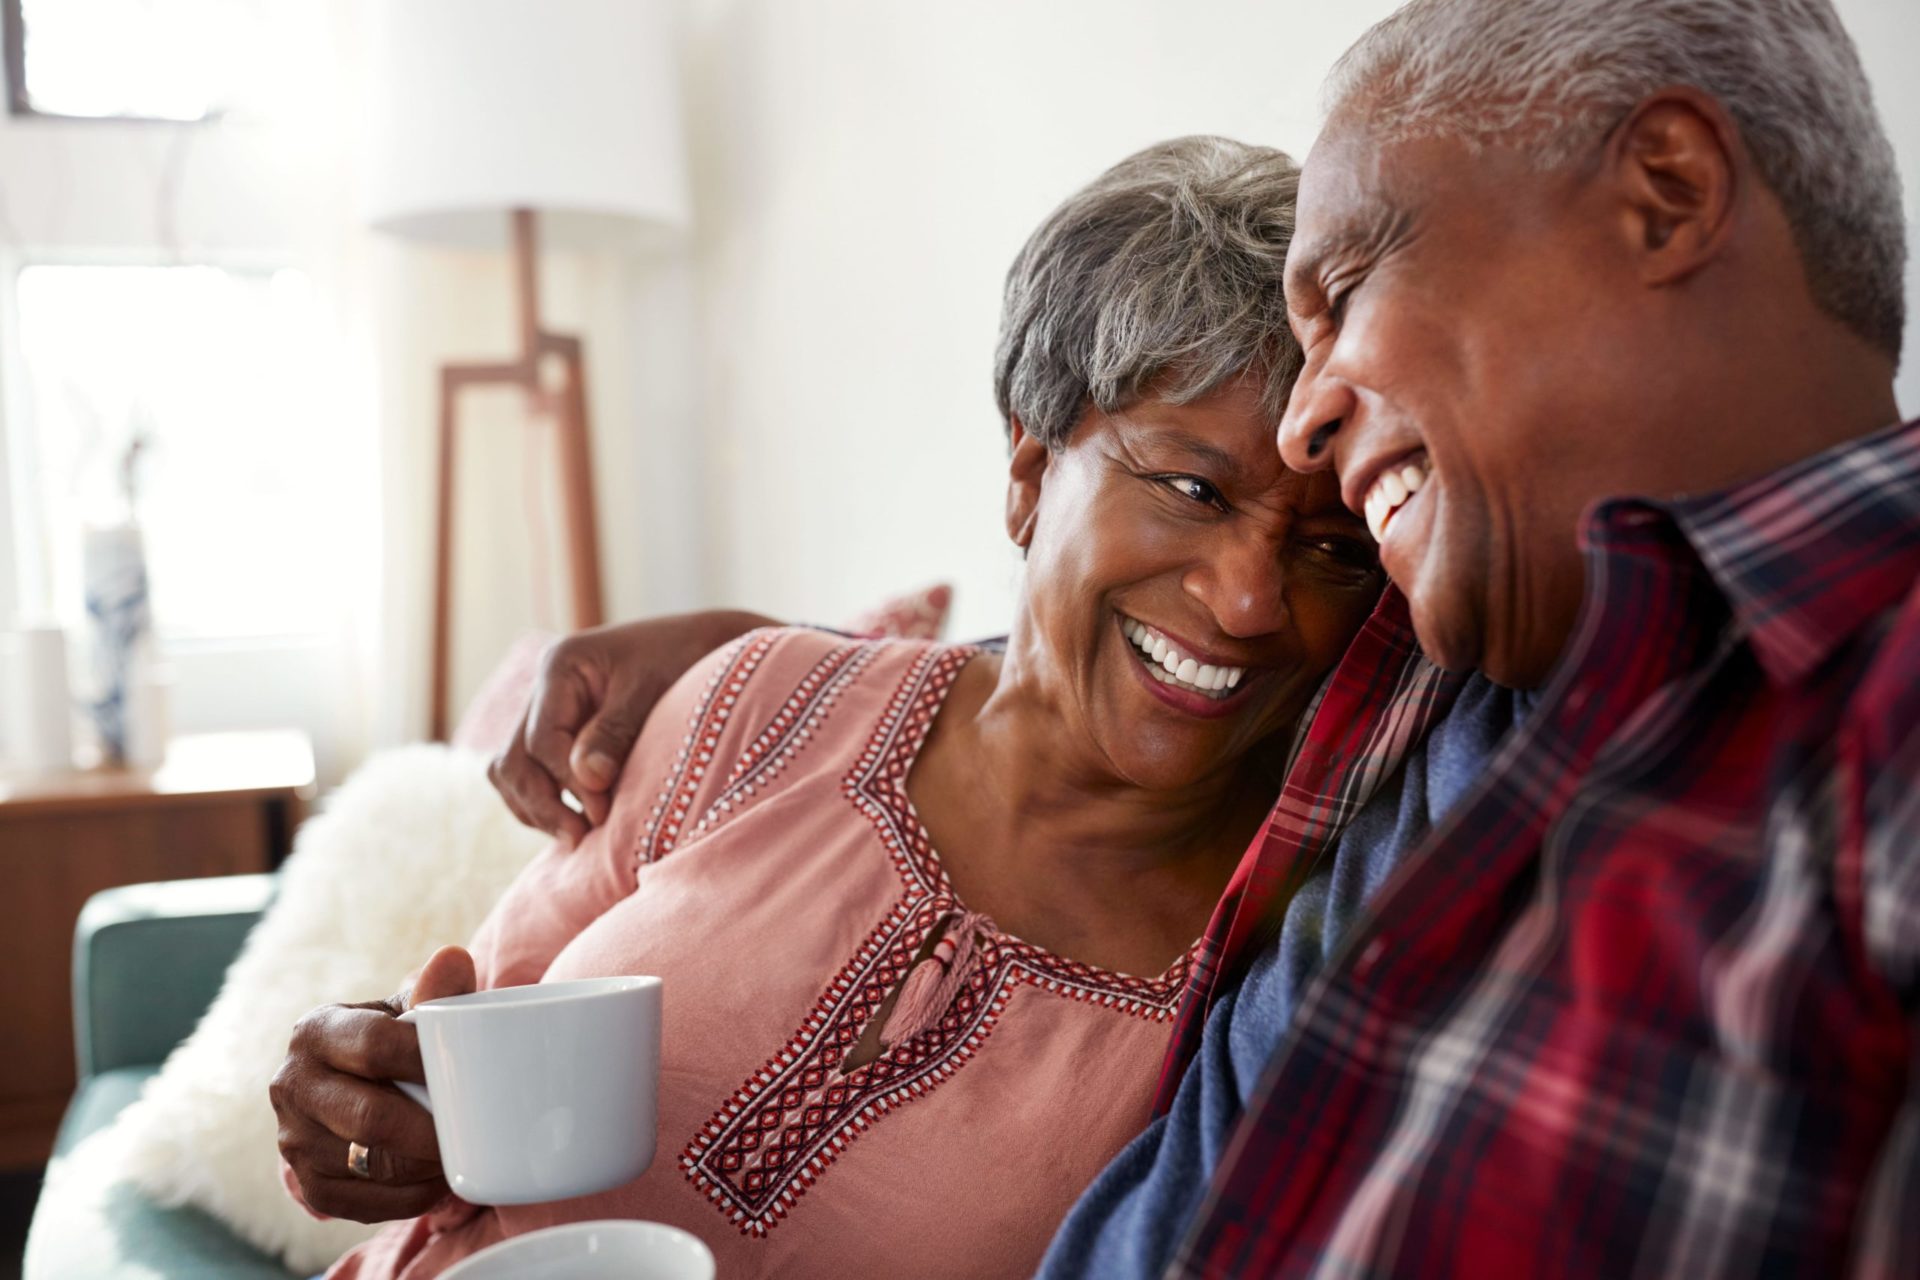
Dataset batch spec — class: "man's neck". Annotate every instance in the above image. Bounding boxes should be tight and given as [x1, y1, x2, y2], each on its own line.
[1623, 314, 1900, 501]
[1514, 328, 1901, 694]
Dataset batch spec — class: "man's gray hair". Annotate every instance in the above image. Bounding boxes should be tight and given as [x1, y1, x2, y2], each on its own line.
[994, 136, 1301, 448]
[1325, 0, 1906, 359]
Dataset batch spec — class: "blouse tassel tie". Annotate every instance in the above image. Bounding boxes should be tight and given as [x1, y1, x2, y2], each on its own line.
[878, 909, 992, 1049]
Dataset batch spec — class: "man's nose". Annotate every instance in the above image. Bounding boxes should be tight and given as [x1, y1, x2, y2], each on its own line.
[1277, 364, 1352, 475]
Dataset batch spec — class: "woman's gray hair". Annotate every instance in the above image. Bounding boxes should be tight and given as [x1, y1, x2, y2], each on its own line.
[993, 136, 1301, 449]
[1324, 0, 1906, 360]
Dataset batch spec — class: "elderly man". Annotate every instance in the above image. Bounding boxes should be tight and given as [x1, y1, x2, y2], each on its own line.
[1052, 0, 1916, 1274]
[494, 0, 1918, 1275]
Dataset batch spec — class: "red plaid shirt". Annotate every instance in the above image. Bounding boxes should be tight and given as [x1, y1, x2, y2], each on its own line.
[1157, 417, 1920, 1278]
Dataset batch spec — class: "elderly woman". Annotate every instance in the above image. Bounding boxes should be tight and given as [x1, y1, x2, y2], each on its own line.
[273, 136, 1382, 1279]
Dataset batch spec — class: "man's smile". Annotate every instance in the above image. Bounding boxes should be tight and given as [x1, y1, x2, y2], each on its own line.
[1362, 451, 1431, 542]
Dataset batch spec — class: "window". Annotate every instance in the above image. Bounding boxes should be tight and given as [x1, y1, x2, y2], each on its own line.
[4, 0, 258, 120]
[12, 263, 356, 642]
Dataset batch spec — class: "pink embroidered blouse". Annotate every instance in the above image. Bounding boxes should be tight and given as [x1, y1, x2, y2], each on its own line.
[325, 628, 1197, 1279]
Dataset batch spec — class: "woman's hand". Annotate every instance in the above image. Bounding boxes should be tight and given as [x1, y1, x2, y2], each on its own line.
[489, 610, 775, 846]
[271, 946, 476, 1223]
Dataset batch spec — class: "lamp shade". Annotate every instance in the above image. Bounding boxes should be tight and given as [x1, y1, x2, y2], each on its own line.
[363, 0, 689, 250]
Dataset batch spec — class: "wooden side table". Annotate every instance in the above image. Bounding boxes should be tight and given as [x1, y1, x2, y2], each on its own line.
[0, 730, 315, 1169]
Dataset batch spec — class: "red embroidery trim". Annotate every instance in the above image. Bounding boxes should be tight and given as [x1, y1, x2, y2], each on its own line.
[639, 632, 778, 867]
[680, 639, 1196, 1237]
[688, 642, 873, 841]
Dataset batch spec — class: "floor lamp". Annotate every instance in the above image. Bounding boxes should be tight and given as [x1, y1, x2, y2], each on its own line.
[363, 0, 690, 739]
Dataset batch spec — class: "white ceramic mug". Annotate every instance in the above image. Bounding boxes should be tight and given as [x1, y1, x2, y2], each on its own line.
[440, 1220, 715, 1280]
[395, 975, 662, 1206]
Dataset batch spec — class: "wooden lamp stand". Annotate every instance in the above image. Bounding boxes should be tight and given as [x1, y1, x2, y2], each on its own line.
[429, 208, 606, 740]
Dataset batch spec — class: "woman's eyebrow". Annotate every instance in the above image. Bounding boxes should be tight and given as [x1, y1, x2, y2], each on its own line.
[1143, 430, 1251, 484]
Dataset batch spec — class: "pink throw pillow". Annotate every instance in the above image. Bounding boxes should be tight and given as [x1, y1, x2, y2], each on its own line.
[843, 582, 953, 641]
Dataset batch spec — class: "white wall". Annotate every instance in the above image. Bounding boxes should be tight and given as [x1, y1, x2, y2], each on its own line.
[677, 0, 1920, 643]
[4, 1, 1915, 772]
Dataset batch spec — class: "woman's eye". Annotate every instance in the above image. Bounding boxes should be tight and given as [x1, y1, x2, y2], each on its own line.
[1158, 475, 1225, 508]
[1306, 536, 1380, 571]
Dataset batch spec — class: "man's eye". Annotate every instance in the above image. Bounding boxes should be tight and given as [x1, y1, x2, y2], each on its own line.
[1157, 475, 1225, 508]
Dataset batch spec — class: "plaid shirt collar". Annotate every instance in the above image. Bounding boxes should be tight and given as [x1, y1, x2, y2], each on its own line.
[1650, 415, 1920, 686]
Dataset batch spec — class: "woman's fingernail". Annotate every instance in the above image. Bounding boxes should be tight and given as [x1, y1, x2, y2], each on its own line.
[583, 752, 615, 785]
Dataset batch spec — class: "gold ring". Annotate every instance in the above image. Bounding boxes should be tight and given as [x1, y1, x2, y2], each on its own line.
[347, 1140, 373, 1179]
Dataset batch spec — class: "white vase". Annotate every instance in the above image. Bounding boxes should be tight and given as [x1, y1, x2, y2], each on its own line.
[82, 524, 153, 765]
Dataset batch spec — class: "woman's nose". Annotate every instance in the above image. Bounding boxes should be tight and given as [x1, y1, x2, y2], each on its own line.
[1183, 538, 1291, 641]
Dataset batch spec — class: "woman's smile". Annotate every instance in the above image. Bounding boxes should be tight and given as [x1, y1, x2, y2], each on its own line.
[1115, 612, 1263, 720]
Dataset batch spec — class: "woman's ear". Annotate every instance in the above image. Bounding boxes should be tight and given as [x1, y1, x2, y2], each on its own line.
[1005, 417, 1048, 551]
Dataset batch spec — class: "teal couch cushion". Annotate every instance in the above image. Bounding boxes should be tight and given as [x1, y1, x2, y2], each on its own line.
[28, 1014, 296, 1280]
[73, 875, 277, 1079]
[52, 1067, 155, 1157]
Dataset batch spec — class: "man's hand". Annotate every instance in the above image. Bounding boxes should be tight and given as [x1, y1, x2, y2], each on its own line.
[270, 946, 476, 1223]
[489, 610, 773, 847]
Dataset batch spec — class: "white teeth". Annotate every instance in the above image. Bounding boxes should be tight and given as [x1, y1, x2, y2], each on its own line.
[1363, 453, 1430, 542]
[1119, 617, 1247, 700]
[1365, 489, 1391, 542]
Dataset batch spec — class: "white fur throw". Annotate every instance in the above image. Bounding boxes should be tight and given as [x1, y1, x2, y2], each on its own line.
[50, 745, 549, 1275]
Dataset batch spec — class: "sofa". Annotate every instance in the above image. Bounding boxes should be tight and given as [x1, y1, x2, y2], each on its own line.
[22, 634, 569, 1280]
[23, 601, 956, 1277]
[26, 873, 296, 1278]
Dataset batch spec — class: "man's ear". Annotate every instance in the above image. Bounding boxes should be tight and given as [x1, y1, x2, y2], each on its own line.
[1005, 417, 1049, 551]
[1606, 86, 1741, 287]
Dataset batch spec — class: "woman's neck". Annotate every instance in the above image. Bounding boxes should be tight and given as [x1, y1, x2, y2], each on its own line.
[907, 638, 1284, 971]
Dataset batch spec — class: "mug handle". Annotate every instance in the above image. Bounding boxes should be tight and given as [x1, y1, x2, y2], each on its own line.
[392, 1008, 432, 1114]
